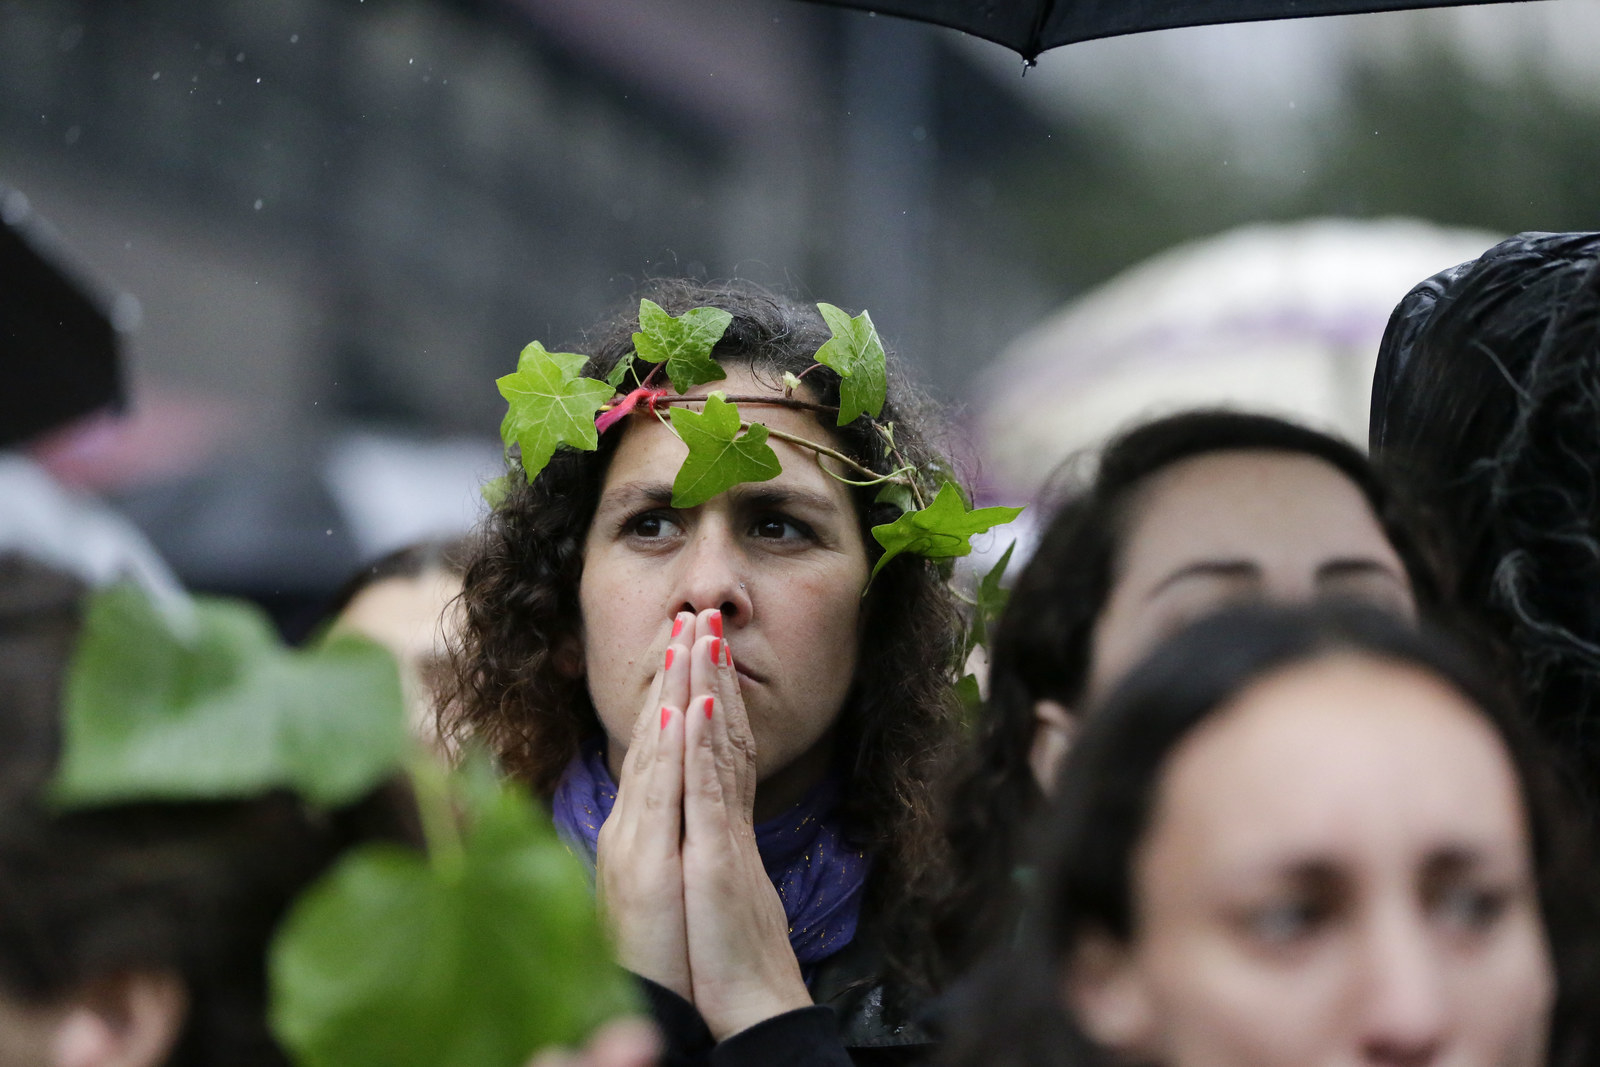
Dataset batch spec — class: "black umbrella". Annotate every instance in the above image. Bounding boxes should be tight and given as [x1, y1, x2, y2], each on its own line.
[801, 0, 1524, 62]
[0, 187, 125, 449]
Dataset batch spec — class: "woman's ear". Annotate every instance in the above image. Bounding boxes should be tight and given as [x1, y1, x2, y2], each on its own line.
[1062, 931, 1155, 1056]
[1028, 699, 1078, 794]
[50, 972, 187, 1067]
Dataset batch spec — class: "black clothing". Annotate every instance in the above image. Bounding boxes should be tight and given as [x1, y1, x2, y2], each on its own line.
[640, 927, 934, 1067]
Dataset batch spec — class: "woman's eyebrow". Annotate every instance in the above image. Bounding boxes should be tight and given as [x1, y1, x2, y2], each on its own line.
[597, 481, 676, 511]
[1147, 559, 1260, 600]
[1315, 557, 1406, 583]
[732, 485, 842, 514]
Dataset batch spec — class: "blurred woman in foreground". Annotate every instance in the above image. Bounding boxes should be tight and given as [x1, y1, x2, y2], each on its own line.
[946, 603, 1599, 1067]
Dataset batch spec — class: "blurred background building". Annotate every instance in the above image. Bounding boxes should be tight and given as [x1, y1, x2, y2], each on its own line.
[2, 0, 1598, 628]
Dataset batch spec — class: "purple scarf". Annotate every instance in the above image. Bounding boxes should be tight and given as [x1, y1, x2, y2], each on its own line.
[551, 737, 870, 966]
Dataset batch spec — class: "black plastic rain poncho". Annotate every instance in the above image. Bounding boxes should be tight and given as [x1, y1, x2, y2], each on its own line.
[1372, 230, 1600, 797]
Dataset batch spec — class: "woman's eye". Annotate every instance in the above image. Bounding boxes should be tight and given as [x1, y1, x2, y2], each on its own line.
[1433, 884, 1509, 934]
[626, 512, 679, 539]
[1243, 899, 1327, 945]
[750, 516, 813, 541]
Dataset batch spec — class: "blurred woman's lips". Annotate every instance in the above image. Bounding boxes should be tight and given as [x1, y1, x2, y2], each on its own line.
[734, 662, 766, 686]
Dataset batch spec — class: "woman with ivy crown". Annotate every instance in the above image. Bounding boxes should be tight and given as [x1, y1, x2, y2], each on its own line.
[447, 280, 992, 1064]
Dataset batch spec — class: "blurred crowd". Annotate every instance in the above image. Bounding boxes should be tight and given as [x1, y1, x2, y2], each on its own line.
[5, 222, 1600, 1067]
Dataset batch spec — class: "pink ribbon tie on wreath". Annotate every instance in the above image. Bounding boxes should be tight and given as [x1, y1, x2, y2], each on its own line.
[595, 387, 670, 434]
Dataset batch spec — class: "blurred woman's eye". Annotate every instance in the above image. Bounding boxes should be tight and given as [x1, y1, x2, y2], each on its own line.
[1432, 882, 1511, 935]
[1241, 898, 1331, 946]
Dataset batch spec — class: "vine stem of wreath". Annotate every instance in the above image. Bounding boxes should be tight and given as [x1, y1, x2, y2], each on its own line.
[750, 423, 886, 483]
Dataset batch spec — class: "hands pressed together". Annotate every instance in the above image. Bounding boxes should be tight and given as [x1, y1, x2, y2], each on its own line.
[596, 608, 813, 1042]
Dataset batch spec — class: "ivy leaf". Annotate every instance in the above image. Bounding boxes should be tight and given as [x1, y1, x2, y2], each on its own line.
[815, 303, 887, 426]
[668, 394, 781, 508]
[869, 483, 1024, 581]
[873, 480, 918, 517]
[954, 672, 983, 720]
[270, 784, 637, 1067]
[632, 300, 732, 393]
[496, 342, 614, 483]
[964, 540, 1016, 660]
[480, 474, 511, 509]
[52, 585, 408, 810]
[604, 357, 632, 390]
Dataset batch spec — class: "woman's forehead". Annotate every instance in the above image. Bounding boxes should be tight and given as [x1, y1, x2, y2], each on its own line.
[1146, 656, 1526, 871]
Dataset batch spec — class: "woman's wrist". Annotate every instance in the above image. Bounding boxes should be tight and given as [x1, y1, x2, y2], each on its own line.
[703, 977, 815, 1044]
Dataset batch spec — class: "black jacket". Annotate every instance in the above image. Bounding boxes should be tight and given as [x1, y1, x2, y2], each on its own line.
[641, 926, 935, 1067]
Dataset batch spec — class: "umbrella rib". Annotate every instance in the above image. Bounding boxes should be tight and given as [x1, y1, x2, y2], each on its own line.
[1024, 0, 1059, 63]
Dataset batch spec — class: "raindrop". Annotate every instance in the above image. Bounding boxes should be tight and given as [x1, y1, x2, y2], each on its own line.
[236, 52, 245, 62]
[325, 529, 333, 536]
[408, 57, 414, 65]
[64, 125, 80, 145]
[151, 71, 161, 80]
[910, 125, 926, 142]
[290, 33, 299, 43]
[253, 198, 263, 210]
[255, 77, 262, 84]
[58, 24, 83, 52]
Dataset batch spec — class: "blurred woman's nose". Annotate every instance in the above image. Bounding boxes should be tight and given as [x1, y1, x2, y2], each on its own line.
[672, 518, 753, 623]
[1357, 906, 1448, 1066]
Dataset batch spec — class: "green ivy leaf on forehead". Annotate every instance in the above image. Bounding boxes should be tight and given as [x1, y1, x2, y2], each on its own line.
[52, 585, 408, 809]
[815, 303, 887, 426]
[669, 393, 781, 508]
[497, 342, 614, 484]
[869, 482, 1024, 581]
[632, 300, 732, 393]
[270, 782, 637, 1067]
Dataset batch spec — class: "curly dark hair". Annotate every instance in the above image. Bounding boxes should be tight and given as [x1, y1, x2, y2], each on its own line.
[941, 602, 1600, 1067]
[444, 278, 966, 996]
[1373, 231, 1600, 813]
[933, 410, 1448, 980]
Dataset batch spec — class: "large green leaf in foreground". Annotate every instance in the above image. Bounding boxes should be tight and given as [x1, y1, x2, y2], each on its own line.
[870, 482, 1024, 581]
[53, 585, 408, 809]
[669, 394, 782, 508]
[497, 342, 614, 483]
[271, 785, 637, 1067]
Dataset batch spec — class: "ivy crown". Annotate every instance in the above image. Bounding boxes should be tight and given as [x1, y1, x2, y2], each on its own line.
[487, 280, 1022, 597]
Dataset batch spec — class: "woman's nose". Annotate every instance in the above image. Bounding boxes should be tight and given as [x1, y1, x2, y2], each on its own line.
[1356, 909, 1448, 1066]
[673, 522, 753, 623]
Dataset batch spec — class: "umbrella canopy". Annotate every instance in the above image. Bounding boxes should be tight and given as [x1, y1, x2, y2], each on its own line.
[800, 0, 1523, 61]
[977, 217, 1501, 496]
[0, 187, 127, 449]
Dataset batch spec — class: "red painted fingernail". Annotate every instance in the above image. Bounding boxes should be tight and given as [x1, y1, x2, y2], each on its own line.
[671, 617, 684, 638]
[661, 706, 672, 729]
[703, 696, 714, 719]
[724, 642, 734, 668]
[664, 648, 674, 670]
[708, 610, 723, 638]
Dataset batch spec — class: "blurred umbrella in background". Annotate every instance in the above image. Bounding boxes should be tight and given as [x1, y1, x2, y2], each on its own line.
[0, 185, 130, 449]
[977, 217, 1500, 498]
[0, 185, 182, 601]
[796, 0, 1524, 61]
